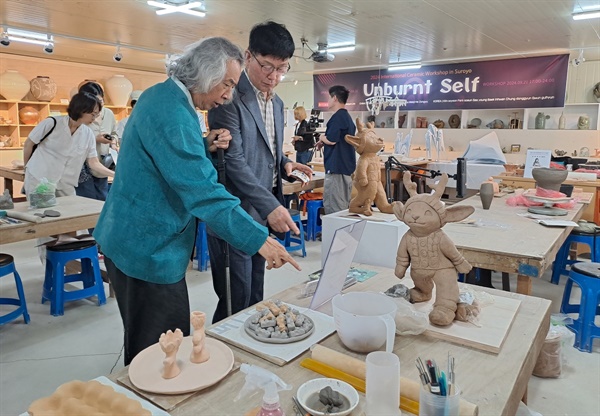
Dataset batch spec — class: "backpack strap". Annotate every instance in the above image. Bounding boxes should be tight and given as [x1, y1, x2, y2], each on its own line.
[39, 116, 57, 144]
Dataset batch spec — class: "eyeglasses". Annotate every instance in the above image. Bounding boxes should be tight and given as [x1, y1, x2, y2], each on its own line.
[90, 111, 100, 118]
[251, 52, 290, 75]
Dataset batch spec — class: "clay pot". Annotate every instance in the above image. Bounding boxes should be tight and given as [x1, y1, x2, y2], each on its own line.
[531, 167, 568, 191]
[0, 70, 30, 100]
[19, 106, 40, 125]
[105, 75, 133, 106]
[433, 119, 445, 128]
[448, 114, 461, 128]
[30, 76, 57, 101]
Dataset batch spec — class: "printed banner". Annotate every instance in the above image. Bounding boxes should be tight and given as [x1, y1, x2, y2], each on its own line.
[313, 55, 569, 111]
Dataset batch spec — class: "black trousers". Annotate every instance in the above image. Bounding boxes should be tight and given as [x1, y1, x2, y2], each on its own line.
[105, 257, 190, 365]
[207, 234, 266, 324]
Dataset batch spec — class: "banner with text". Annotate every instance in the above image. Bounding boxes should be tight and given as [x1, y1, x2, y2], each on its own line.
[313, 54, 569, 111]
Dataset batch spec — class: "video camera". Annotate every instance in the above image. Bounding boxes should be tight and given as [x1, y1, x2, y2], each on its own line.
[307, 109, 324, 132]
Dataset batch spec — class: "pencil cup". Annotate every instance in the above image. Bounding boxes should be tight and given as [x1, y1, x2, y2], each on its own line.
[366, 351, 401, 415]
[419, 384, 460, 416]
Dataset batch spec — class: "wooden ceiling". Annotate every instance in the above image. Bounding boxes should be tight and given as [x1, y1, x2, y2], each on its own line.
[1, 0, 599, 82]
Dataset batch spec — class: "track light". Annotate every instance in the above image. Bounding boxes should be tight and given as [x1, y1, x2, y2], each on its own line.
[43, 35, 54, 54]
[1, 32, 9, 46]
[325, 44, 355, 53]
[113, 45, 123, 62]
[571, 49, 585, 66]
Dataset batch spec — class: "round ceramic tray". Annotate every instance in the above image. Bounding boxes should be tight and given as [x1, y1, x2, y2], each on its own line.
[128, 337, 234, 395]
[244, 314, 315, 344]
[523, 190, 573, 204]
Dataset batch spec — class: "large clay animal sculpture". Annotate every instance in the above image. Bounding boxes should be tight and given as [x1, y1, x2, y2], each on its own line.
[344, 119, 394, 216]
[393, 172, 474, 326]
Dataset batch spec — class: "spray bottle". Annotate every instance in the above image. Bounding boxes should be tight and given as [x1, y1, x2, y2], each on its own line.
[235, 363, 292, 416]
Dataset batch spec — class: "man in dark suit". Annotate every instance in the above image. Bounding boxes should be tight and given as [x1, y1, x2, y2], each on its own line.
[207, 21, 313, 323]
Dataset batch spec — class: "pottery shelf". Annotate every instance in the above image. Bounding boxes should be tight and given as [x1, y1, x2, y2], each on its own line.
[0, 100, 130, 147]
[322, 103, 600, 131]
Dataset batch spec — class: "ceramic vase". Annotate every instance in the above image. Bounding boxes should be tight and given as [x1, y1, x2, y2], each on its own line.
[397, 114, 406, 128]
[19, 106, 40, 125]
[0, 70, 30, 100]
[105, 75, 133, 106]
[535, 112, 550, 129]
[479, 183, 494, 210]
[577, 115, 590, 130]
[30, 76, 57, 102]
[558, 113, 566, 130]
[531, 167, 568, 191]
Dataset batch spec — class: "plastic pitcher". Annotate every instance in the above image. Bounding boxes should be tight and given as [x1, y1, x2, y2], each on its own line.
[332, 292, 397, 353]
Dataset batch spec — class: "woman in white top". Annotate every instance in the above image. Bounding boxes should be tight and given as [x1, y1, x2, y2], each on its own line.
[23, 92, 115, 196]
[76, 81, 117, 201]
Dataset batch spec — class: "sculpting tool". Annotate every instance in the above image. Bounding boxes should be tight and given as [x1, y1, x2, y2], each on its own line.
[300, 357, 420, 415]
[448, 353, 455, 396]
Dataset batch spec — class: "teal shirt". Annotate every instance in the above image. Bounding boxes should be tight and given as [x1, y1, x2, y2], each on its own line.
[94, 78, 268, 284]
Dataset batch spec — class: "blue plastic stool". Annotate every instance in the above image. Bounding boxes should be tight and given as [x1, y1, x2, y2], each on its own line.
[42, 240, 106, 316]
[277, 209, 306, 257]
[195, 221, 210, 272]
[560, 262, 600, 353]
[0, 254, 30, 325]
[305, 199, 324, 241]
[551, 229, 599, 285]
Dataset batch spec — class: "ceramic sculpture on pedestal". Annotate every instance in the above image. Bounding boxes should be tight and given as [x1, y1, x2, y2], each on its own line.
[190, 311, 210, 364]
[159, 328, 184, 379]
[0, 70, 30, 100]
[344, 119, 394, 216]
[105, 74, 133, 106]
[30, 76, 57, 101]
[393, 172, 475, 326]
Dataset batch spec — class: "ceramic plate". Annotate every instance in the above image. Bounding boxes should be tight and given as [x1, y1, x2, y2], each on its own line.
[128, 337, 234, 395]
[244, 314, 315, 344]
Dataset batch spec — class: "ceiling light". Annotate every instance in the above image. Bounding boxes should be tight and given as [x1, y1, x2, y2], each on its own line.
[325, 45, 355, 53]
[572, 10, 600, 20]
[5, 28, 53, 46]
[147, 1, 205, 17]
[1, 31, 9, 47]
[113, 45, 123, 62]
[388, 63, 422, 71]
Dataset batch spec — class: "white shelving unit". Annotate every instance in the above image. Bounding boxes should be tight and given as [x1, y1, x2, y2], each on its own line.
[323, 103, 600, 131]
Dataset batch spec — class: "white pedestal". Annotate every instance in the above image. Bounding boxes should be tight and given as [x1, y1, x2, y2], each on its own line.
[321, 210, 408, 269]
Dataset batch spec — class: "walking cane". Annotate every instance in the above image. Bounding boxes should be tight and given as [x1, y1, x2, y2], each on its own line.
[216, 148, 233, 317]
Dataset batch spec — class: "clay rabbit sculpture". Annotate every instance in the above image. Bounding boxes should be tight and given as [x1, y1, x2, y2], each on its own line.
[393, 172, 474, 326]
[344, 118, 394, 216]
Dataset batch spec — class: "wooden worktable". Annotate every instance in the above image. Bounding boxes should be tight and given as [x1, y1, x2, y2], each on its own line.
[493, 174, 600, 223]
[0, 195, 104, 245]
[109, 265, 550, 415]
[0, 165, 24, 199]
[445, 193, 585, 295]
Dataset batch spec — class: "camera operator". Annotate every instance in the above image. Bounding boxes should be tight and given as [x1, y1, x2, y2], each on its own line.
[291, 106, 315, 165]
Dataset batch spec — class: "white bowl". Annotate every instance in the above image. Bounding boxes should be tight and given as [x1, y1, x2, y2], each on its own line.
[296, 378, 359, 416]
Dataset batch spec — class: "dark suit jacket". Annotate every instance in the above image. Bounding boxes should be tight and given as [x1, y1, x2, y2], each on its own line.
[208, 72, 292, 226]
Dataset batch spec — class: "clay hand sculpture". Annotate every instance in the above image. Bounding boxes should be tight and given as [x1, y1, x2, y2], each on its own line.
[393, 172, 475, 326]
[190, 311, 210, 364]
[159, 328, 184, 379]
[344, 119, 395, 216]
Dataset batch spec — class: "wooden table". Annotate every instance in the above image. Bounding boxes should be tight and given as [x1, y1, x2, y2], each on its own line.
[109, 266, 551, 415]
[282, 171, 325, 195]
[445, 194, 585, 295]
[0, 195, 104, 245]
[321, 193, 586, 295]
[0, 165, 24, 199]
[494, 174, 600, 223]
